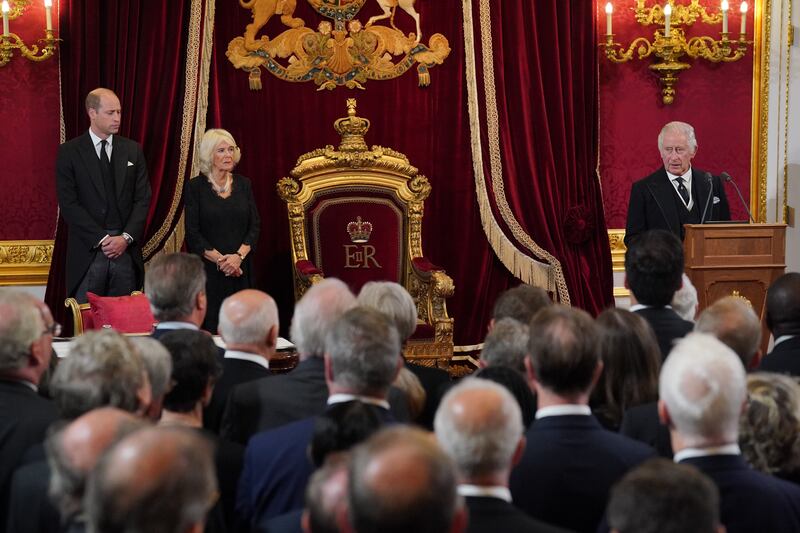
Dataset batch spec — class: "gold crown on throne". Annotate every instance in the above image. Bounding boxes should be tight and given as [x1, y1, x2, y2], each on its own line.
[347, 216, 373, 243]
[334, 98, 371, 152]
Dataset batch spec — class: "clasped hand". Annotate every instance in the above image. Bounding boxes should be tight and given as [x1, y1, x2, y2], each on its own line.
[217, 254, 243, 277]
[101, 236, 128, 259]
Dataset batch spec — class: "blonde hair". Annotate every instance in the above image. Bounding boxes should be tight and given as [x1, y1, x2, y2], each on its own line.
[198, 129, 241, 175]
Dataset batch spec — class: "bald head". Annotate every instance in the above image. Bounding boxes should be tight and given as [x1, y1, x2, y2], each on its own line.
[695, 296, 761, 368]
[219, 289, 279, 354]
[86, 426, 217, 533]
[348, 427, 463, 533]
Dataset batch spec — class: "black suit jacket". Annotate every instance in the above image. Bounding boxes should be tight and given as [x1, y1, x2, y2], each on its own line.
[758, 336, 800, 376]
[5, 460, 61, 533]
[0, 380, 58, 529]
[625, 167, 730, 246]
[680, 454, 800, 533]
[204, 355, 271, 434]
[633, 307, 693, 361]
[509, 415, 655, 533]
[464, 495, 568, 533]
[619, 401, 673, 458]
[406, 361, 450, 429]
[56, 131, 151, 296]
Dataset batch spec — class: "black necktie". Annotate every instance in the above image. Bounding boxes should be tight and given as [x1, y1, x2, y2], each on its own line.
[676, 177, 690, 205]
[100, 140, 112, 179]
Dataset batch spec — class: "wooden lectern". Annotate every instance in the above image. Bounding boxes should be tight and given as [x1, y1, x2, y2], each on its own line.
[684, 223, 786, 354]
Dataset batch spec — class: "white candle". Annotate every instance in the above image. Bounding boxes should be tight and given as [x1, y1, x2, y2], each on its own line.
[605, 2, 613, 36]
[721, 1, 729, 33]
[740, 2, 748, 34]
[2, 1, 9, 37]
[44, 0, 52, 31]
[664, 3, 672, 38]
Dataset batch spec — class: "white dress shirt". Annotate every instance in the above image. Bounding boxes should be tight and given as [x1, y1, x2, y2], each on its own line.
[667, 168, 694, 210]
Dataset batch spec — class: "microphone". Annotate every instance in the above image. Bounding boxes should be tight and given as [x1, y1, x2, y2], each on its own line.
[700, 172, 714, 224]
[721, 171, 755, 223]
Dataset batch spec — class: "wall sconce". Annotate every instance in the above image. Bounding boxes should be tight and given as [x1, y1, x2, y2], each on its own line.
[1, 0, 57, 67]
[601, 0, 751, 104]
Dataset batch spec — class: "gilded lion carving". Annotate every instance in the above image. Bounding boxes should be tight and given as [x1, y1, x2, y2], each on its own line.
[240, 0, 305, 50]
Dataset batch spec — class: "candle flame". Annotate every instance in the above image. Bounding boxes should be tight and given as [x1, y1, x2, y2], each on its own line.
[605, 2, 613, 15]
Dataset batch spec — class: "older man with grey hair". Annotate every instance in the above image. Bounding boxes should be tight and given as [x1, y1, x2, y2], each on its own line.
[237, 306, 404, 528]
[435, 379, 566, 533]
[480, 317, 530, 374]
[659, 333, 800, 532]
[130, 337, 173, 422]
[695, 296, 763, 369]
[0, 289, 59, 529]
[145, 252, 208, 336]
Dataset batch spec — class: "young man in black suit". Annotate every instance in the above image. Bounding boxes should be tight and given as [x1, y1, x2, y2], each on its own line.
[625, 121, 730, 246]
[509, 306, 654, 533]
[625, 229, 693, 360]
[660, 333, 800, 533]
[435, 379, 567, 533]
[759, 272, 800, 376]
[56, 88, 152, 302]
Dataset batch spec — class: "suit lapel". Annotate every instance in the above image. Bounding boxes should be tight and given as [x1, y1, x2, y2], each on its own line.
[111, 137, 127, 202]
[645, 170, 680, 235]
[77, 132, 106, 199]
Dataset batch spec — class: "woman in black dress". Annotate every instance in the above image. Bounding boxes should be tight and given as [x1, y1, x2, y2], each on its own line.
[185, 129, 260, 333]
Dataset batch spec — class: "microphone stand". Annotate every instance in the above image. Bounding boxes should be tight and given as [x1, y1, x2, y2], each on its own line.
[700, 172, 713, 224]
[721, 172, 755, 223]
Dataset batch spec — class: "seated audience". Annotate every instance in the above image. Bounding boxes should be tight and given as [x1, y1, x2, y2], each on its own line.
[479, 317, 530, 374]
[670, 273, 698, 322]
[490, 284, 552, 330]
[607, 458, 723, 533]
[435, 379, 568, 533]
[625, 230, 693, 360]
[346, 426, 467, 533]
[473, 365, 536, 429]
[759, 272, 800, 375]
[237, 307, 403, 527]
[300, 454, 350, 533]
[660, 333, 800, 532]
[695, 296, 762, 369]
[130, 336, 173, 421]
[739, 372, 800, 484]
[509, 305, 654, 533]
[591, 308, 661, 431]
[85, 426, 217, 533]
[145, 252, 209, 337]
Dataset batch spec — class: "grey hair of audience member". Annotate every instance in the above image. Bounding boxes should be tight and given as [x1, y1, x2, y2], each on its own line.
[659, 333, 746, 447]
[50, 330, 147, 419]
[492, 284, 552, 324]
[658, 121, 698, 152]
[480, 318, 529, 373]
[357, 281, 418, 342]
[290, 278, 356, 357]
[145, 253, 206, 322]
[85, 426, 217, 533]
[0, 288, 44, 372]
[326, 307, 401, 397]
[695, 296, 762, 369]
[304, 453, 350, 533]
[671, 273, 698, 322]
[607, 458, 720, 533]
[218, 290, 279, 345]
[348, 426, 462, 533]
[435, 379, 523, 478]
[130, 337, 173, 401]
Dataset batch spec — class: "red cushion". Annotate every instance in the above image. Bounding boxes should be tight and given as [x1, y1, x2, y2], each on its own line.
[86, 292, 156, 334]
[409, 323, 436, 340]
[79, 307, 96, 331]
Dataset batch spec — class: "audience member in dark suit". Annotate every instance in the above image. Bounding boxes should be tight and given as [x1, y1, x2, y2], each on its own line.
[473, 365, 537, 429]
[158, 329, 244, 533]
[129, 337, 173, 422]
[357, 281, 450, 428]
[489, 284, 553, 331]
[45, 408, 147, 533]
[435, 379, 568, 533]
[237, 307, 403, 528]
[56, 88, 152, 302]
[759, 272, 800, 376]
[84, 426, 218, 533]
[625, 229, 693, 360]
[660, 333, 800, 533]
[145, 252, 212, 338]
[509, 306, 655, 533]
[624, 121, 730, 246]
[205, 289, 278, 433]
[607, 458, 723, 533]
[0, 290, 59, 529]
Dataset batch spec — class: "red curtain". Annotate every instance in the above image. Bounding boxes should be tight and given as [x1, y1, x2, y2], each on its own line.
[45, 0, 196, 330]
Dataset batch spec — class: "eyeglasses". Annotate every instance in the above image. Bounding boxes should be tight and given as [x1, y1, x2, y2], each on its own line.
[42, 322, 62, 337]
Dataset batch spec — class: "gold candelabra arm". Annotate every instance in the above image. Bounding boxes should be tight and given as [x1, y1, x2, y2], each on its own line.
[0, 29, 57, 66]
[5, 0, 30, 20]
[686, 35, 749, 62]
[635, 0, 721, 26]
[602, 35, 655, 63]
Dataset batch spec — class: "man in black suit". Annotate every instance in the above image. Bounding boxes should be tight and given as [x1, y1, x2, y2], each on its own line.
[625, 229, 693, 360]
[56, 88, 152, 302]
[435, 379, 567, 533]
[625, 121, 730, 246]
[205, 289, 277, 433]
[759, 272, 800, 375]
[145, 252, 209, 337]
[0, 290, 58, 529]
[509, 306, 654, 533]
[660, 333, 800, 533]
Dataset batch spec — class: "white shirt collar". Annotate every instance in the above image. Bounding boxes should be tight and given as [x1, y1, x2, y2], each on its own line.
[666, 167, 694, 208]
[457, 484, 512, 503]
[88, 129, 113, 157]
[630, 304, 673, 312]
[224, 350, 269, 370]
[535, 404, 591, 419]
[774, 335, 797, 347]
[674, 444, 741, 463]
[327, 393, 390, 410]
[156, 321, 199, 330]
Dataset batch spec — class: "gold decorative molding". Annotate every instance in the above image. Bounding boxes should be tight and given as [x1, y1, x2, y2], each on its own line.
[608, 229, 626, 272]
[0, 240, 53, 285]
[752, 0, 770, 223]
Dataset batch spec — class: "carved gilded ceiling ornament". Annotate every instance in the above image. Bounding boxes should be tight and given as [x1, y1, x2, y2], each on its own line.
[226, 0, 450, 90]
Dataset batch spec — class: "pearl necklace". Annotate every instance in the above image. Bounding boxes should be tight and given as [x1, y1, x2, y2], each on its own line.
[209, 173, 231, 195]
